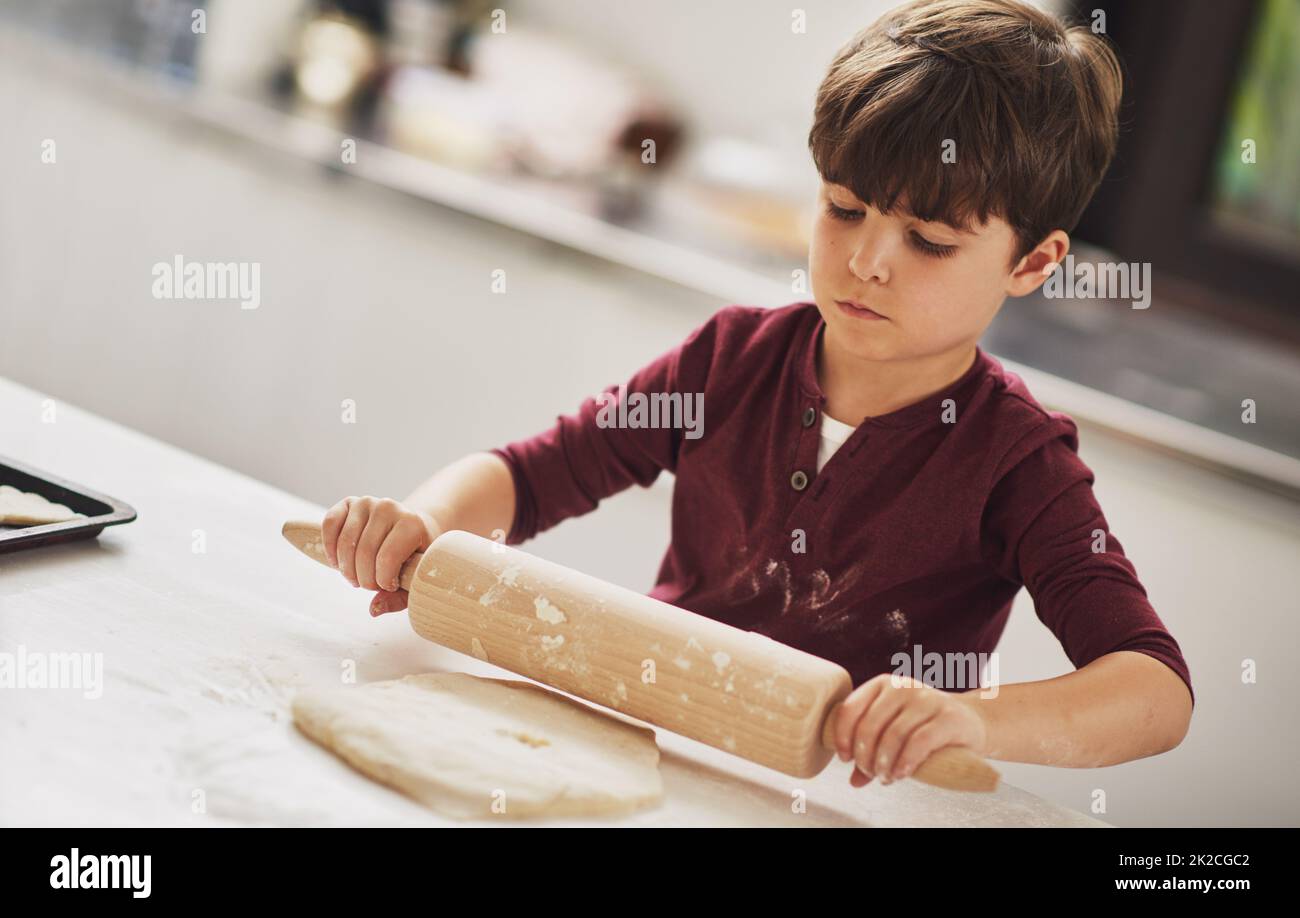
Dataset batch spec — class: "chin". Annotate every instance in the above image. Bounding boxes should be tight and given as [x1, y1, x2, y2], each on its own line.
[824, 315, 900, 361]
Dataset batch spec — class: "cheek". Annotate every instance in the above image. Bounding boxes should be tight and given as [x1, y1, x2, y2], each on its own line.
[808, 224, 833, 275]
[946, 259, 1005, 312]
[908, 260, 1002, 327]
[809, 218, 831, 252]
[809, 219, 848, 272]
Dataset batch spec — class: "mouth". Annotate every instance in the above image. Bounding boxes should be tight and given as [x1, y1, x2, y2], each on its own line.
[835, 299, 888, 321]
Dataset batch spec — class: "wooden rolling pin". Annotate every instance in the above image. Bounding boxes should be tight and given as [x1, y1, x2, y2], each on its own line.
[282, 521, 999, 792]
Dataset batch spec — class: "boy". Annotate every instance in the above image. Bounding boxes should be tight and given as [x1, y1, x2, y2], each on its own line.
[321, 0, 1193, 787]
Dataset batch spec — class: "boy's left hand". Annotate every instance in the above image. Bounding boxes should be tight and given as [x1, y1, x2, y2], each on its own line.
[830, 674, 988, 787]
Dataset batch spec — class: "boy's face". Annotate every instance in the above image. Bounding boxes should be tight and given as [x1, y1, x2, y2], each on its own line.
[809, 181, 1056, 363]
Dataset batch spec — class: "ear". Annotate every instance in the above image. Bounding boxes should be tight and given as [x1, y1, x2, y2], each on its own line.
[1006, 231, 1070, 297]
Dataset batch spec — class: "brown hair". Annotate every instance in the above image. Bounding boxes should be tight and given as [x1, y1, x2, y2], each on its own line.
[807, 0, 1123, 266]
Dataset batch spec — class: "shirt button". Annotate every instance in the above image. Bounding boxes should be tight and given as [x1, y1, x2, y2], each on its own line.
[801, 406, 816, 427]
[790, 469, 809, 491]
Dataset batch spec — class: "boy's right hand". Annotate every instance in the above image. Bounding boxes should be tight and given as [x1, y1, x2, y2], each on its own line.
[321, 496, 441, 617]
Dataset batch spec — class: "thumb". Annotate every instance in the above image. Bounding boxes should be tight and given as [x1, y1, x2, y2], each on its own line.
[369, 588, 409, 617]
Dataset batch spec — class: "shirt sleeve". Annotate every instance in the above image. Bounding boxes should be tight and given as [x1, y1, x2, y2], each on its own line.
[490, 307, 724, 545]
[980, 422, 1194, 708]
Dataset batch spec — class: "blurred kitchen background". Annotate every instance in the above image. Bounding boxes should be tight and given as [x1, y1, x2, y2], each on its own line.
[1, 0, 1297, 826]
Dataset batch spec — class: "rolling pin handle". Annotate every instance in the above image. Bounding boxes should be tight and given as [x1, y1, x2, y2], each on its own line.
[397, 553, 423, 593]
[283, 519, 426, 592]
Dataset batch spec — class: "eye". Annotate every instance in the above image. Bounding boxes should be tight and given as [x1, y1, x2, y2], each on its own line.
[908, 231, 958, 259]
[825, 202, 863, 222]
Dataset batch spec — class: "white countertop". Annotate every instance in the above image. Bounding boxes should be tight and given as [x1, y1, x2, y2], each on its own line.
[0, 376, 1104, 827]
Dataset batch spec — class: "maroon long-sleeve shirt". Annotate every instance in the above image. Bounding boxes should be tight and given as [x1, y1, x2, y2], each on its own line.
[491, 301, 1193, 705]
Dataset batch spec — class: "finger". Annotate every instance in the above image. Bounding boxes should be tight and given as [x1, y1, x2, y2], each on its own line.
[321, 497, 353, 568]
[851, 686, 910, 780]
[891, 721, 949, 782]
[833, 675, 887, 761]
[336, 499, 371, 587]
[369, 589, 409, 617]
[375, 516, 426, 593]
[877, 703, 941, 783]
[355, 506, 398, 591]
[849, 767, 873, 788]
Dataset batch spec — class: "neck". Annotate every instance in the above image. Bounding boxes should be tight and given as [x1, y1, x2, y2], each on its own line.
[817, 330, 978, 424]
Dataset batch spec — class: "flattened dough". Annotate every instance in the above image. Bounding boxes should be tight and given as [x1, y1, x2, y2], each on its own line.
[292, 672, 663, 819]
[0, 484, 84, 525]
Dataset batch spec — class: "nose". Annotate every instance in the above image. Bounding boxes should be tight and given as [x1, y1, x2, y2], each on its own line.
[847, 216, 891, 285]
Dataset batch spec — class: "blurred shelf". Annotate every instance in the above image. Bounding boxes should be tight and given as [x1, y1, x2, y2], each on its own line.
[5, 23, 1300, 498]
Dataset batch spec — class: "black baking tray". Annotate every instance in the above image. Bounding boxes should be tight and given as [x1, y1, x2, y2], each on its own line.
[0, 454, 137, 554]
